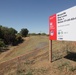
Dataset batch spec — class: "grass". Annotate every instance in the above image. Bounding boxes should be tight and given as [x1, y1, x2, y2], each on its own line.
[25, 71, 33, 75]
[69, 66, 76, 72]
[57, 59, 76, 72]
[57, 62, 69, 70]
[0, 35, 49, 63]
[0, 35, 76, 75]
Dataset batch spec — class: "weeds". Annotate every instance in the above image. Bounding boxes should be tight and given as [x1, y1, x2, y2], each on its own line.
[57, 61, 76, 72]
[57, 62, 69, 70]
[25, 71, 33, 75]
[69, 66, 76, 72]
[24, 60, 34, 65]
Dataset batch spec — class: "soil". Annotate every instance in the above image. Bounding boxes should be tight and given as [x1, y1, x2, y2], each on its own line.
[0, 35, 76, 75]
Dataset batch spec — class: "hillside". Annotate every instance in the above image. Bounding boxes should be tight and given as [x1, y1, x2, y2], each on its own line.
[0, 36, 48, 63]
[0, 35, 76, 75]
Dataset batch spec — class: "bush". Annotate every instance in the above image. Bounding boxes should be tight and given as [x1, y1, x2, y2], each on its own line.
[20, 28, 29, 37]
[0, 40, 5, 51]
[0, 39, 5, 47]
[16, 34, 23, 43]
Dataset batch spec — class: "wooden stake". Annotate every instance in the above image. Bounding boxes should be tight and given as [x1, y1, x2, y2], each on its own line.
[49, 40, 52, 62]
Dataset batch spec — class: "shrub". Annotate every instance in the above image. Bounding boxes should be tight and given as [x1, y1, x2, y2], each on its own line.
[0, 39, 5, 47]
[16, 34, 23, 43]
[20, 28, 29, 37]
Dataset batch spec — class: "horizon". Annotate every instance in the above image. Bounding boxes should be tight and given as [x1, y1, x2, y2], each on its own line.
[0, 0, 76, 34]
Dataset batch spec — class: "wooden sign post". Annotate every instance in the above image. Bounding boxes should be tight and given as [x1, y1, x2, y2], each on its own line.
[49, 40, 52, 62]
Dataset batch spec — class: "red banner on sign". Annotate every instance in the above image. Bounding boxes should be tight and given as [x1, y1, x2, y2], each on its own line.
[49, 14, 57, 40]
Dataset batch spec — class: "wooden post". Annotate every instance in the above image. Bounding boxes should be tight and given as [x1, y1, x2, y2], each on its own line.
[49, 40, 52, 62]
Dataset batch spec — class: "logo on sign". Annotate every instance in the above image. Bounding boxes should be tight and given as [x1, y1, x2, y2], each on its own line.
[50, 23, 53, 26]
[50, 31, 54, 36]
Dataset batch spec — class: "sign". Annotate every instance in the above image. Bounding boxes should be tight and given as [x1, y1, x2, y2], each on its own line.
[49, 6, 76, 41]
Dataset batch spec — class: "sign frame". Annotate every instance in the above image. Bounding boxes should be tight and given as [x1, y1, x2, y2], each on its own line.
[49, 6, 76, 62]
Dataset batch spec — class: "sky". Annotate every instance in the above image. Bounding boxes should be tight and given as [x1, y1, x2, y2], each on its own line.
[0, 0, 76, 34]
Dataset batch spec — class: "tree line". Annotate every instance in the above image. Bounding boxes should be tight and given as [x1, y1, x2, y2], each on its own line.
[29, 33, 47, 36]
[0, 25, 29, 51]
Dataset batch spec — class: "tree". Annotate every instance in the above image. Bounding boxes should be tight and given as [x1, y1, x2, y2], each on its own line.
[9, 28, 17, 45]
[0, 25, 4, 39]
[0, 39, 5, 51]
[0, 27, 2, 38]
[0, 26, 17, 45]
[41, 33, 46, 35]
[20, 28, 29, 37]
[0, 39, 5, 47]
[0, 25, 24, 46]
[9, 28, 17, 34]
[1, 27, 10, 44]
[16, 34, 23, 43]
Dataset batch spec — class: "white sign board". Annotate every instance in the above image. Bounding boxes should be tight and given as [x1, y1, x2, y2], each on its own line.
[49, 6, 76, 41]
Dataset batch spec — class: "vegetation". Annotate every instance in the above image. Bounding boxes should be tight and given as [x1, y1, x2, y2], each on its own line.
[20, 28, 29, 37]
[0, 25, 29, 52]
[0, 36, 76, 75]
[0, 39, 5, 47]
[29, 32, 47, 36]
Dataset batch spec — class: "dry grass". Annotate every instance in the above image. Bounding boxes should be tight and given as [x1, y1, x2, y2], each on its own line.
[0, 36, 48, 63]
[0, 35, 76, 75]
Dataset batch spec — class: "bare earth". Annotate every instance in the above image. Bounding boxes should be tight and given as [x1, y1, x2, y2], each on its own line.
[0, 35, 76, 75]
